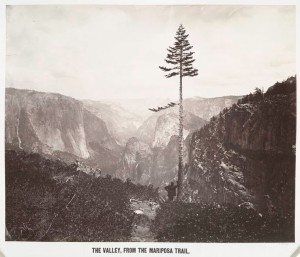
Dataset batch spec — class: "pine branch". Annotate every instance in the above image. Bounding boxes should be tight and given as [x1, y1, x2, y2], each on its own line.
[148, 102, 178, 112]
[183, 45, 193, 51]
[166, 53, 180, 59]
[182, 59, 195, 66]
[183, 51, 194, 57]
[183, 69, 198, 77]
[165, 59, 178, 65]
[182, 54, 193, 59]
[159, 66, 172, 72]
[175, 34, 189, 41]
[181, 40, 190, 47]
[183, 67, 193, 72]
[167, 47, 176, 54]
[182, 56, 194, 63]
[166, 72, 179, 78]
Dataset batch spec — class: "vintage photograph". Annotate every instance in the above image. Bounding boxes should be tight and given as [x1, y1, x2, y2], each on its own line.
[5, 5, 296, 242]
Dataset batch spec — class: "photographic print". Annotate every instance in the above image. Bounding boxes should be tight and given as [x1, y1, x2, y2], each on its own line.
[4, 5, 296, 243]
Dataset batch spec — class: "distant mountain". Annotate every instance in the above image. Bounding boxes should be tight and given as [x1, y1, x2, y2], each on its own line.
[82, 100, 143, 145]
[183, 95, 241, 120]
[129, 95, 240, 185]
[136, 114, 159, 146]
[187, 76, 296, 214]
[152, 112, 206, 148]
[117, 110, 202, 185]
[115, 135, 190, 187]
[4, 88, 251, 185]
[5, 88, 120, 171]
[137, 109, 205, 147]
[115, 137, 153, 184]
[101, 96, 241, 122]
[150, 135, 189, 187]
[136, 95, 239, 147]
[99, 98, 172, 120]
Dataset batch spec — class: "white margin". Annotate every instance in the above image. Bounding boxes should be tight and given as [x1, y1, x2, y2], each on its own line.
[0, 1, 298, 257]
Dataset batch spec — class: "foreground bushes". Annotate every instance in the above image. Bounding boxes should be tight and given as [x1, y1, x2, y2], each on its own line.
[6, 150, 157, 241]
[153, 202, 294, 242]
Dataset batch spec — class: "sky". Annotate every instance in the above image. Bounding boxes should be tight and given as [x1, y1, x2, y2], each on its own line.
[6, 5, 296, 100]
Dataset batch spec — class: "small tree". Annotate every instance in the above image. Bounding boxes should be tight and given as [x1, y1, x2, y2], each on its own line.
[159, 24, 198, 200]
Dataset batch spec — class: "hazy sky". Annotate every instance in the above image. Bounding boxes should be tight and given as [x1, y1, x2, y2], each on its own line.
[6, 5, 295, 100]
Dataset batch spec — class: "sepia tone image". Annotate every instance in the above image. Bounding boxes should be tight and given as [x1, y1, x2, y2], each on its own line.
[5, 5, 296, 242]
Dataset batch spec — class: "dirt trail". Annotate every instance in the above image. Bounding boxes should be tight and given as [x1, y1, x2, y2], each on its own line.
[129, 199, 160, 242]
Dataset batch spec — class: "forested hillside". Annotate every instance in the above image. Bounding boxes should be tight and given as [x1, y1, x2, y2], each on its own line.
[6, 149, 157, 241]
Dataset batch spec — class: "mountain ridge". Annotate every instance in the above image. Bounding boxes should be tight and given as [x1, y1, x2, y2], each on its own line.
[5, 87, 121, 171]
[187, 76, 296, 214]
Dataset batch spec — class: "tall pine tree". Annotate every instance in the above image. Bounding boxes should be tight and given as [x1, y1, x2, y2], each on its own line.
[159, 24, 198, 200]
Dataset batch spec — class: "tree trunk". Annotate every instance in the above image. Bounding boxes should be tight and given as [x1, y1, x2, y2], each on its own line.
[177, 61, 184, 201]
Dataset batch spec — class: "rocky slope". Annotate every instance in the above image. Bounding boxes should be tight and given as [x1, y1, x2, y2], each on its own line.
[5, 88, 120, 170]
[6, 149, 158, 241]
[187, 76, 296, 215]
[115, 137, 153, 184]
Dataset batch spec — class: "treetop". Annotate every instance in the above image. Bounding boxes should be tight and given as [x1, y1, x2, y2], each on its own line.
[159, 24, 198, 78]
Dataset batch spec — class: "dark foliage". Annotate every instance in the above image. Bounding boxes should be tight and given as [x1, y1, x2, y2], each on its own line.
[6, 149, 157, 241]
[159, 24, 198, 78]
[237, 76, 296, 105]
[183, 76, 296, 242]
[189, 75, 295, 210]
[153, 202, 294, 242]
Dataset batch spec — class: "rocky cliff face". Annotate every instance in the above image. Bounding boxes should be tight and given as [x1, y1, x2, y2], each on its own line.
[115, 135, 190, 187]
[5, 88, 120, 170]
[137, 109, 207, 147]
[188, 77, 296, 214]
[123, 110, 205, 185]
[83, 100, 143, 145]
[150, 135, 189, 187]
[125, 96, 239, 186]
[136, 114, 159, 146]
[115, 137, 153, 184]
[152, 112, 206, 148]
[137, 96, 239, 146]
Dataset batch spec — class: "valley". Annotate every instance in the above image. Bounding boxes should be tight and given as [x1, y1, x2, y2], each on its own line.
[5, 76, 296, 242]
